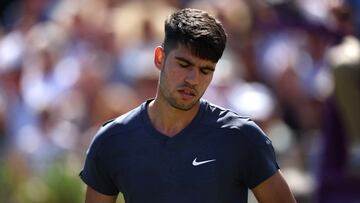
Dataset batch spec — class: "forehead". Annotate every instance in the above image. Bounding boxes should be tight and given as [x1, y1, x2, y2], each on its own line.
[167, 45, 216, 67]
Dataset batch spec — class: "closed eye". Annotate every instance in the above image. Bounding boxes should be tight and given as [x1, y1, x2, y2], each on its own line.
[178, 61, 190, 68]
[175, 56, 193, 68]
[201, 68, 214, 75]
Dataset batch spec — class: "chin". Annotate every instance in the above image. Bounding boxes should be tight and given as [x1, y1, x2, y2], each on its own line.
[172, 100, 199, 111]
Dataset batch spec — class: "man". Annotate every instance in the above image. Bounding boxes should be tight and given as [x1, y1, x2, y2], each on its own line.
[80, 8, 297, 203]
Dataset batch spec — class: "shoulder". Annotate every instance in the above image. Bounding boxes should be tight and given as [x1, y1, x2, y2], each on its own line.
[201, 100, 250, 130]
[202, 100, 271, 146]
[86, 103, 145, 156]
[102, 103, 144, 135]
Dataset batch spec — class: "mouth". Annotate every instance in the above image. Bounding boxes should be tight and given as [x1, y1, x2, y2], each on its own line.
[178, 88, 196, 99]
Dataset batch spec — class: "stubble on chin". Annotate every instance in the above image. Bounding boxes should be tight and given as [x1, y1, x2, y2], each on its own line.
[159, 72, 200, 111]
[171, 99, 197, 111]
[162, 92, 195, 111]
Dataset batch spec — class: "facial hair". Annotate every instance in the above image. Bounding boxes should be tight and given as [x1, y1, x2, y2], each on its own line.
[158, 65, 200, 111]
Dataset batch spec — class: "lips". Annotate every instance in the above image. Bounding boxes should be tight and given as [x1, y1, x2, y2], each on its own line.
[178, 87, 196, 98]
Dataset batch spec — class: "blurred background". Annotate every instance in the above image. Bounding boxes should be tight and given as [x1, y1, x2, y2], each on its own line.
[0, 0, 359, 202]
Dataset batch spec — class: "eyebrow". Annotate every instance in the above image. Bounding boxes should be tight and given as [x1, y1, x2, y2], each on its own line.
[175, 56, 215, 71]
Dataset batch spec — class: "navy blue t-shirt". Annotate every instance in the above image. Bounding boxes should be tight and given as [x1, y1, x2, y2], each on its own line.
[80, 99, 279, 203]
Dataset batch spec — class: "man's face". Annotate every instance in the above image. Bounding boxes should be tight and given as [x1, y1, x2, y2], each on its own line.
[157, 45, 216, 111]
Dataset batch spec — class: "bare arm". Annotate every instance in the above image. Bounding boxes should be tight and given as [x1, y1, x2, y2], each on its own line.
[252, 170, 297, 203]
[85, 186, 118, 203]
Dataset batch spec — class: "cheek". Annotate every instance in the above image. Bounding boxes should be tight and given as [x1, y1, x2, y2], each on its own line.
[164, 68, 179, 83]
[160, 67, 180, 89]
[166, 68, 186, 83]
[202, 75, 213, 88]
[195, 77, 212, 95]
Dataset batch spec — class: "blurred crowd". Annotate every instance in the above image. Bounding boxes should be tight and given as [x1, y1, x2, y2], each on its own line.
[0, 0, 359, 202]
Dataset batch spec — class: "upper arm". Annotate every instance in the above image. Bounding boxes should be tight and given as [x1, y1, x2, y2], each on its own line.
[252, 170, 297, 203]
[80, 126, 120, 196]
[85, 186, 118, 203]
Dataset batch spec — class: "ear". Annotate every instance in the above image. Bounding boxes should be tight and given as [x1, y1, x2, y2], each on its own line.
[154, 46, 165, 70]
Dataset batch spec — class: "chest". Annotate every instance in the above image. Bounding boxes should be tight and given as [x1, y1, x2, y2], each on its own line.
[111, 132, 246, 202]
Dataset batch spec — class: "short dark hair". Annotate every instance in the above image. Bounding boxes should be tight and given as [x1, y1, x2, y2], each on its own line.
[162, 8, 227, 62]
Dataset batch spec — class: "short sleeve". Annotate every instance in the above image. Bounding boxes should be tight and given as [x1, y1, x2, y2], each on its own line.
[79, 127, 119, 196]
[242, 121, 279, 189]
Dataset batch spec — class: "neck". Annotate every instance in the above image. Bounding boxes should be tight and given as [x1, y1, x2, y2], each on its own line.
[147, 98, 200, 137]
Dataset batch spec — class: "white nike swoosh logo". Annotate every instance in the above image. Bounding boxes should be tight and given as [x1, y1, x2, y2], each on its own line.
[192, 157, 216, 166]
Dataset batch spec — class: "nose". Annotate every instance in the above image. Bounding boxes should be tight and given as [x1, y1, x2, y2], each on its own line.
[184, 68, 199, 86]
